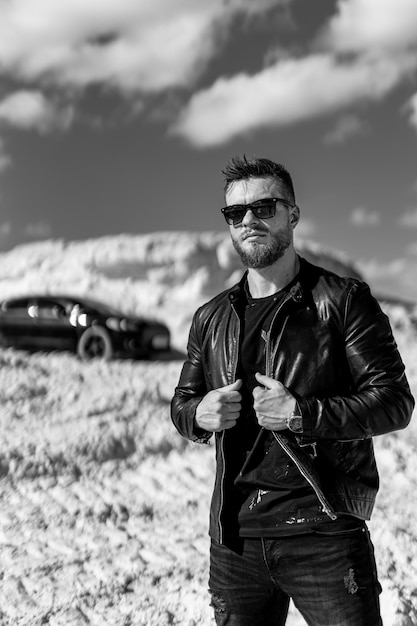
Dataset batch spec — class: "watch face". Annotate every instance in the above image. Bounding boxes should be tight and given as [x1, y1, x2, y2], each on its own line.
[289, 416, 303, 433]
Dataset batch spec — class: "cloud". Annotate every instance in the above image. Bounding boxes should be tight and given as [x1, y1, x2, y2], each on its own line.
[171, 0, 417, 146]
[0, 137, 12, 172]
[0, 0, 285, 94]
[405, 92, 417, 132]
[350, 207, 380, 227]
[406, 241, 417, 255]
[0, 91, 73, 132]
[0, 221, 12, 238]
[171, 52, 407, 146]
[318, 0, 417, 55]
[323, 114, 365, 144]
[1, 0, 416, 147]
[399, 208, 417, 228]
[358, 256, 417, 300]
[24, 220, 53, 239]
[360, 257, 406, 280]
[294, 217, 316, 240]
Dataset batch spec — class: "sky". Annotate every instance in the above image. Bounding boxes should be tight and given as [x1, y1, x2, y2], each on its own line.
[0, 0, 417, 301]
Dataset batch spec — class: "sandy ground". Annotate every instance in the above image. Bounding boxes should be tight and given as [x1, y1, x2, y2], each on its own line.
[0, 318, 416, 625]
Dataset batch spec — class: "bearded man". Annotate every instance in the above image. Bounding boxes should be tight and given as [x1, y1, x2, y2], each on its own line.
[171, 156, 414, 626]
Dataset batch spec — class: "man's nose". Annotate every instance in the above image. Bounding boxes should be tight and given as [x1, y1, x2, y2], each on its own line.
[241, 208, 259, 227]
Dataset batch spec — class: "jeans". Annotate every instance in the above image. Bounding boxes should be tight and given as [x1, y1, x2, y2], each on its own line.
[209, 525, 382, 626]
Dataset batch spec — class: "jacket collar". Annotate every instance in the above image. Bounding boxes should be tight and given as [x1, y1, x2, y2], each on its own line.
[228, 255, 308, 306]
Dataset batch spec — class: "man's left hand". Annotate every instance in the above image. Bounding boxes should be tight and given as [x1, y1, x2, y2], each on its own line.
[252, 373, 297, 431]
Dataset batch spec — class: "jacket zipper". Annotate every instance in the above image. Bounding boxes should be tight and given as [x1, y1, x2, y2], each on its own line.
[218, 288, 337, 541]
[272, 431, 337, 520]
[218, 301, 241, 543]
[218, 435, 226, 543]
[264, 295, 337, 520]
[264, 294, 292, 378]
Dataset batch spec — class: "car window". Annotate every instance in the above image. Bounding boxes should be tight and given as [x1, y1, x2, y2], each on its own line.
[0, 299, 31, 316]
[75, 298, 120, 316]
[1, 298, 30, 312]
[36, 301, 66, 320]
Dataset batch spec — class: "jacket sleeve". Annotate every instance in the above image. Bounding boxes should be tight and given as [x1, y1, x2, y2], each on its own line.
[297, 281, 415, 442]
[170, 309, 213, 443]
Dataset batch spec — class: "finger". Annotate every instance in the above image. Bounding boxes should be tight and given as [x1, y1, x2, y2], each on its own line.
[254, 373, 279, 389]
[224, 403, 241, 414]
[252, 385, 273, 400]
[220, 390, 242, 403]
[219, 379, 242, 393]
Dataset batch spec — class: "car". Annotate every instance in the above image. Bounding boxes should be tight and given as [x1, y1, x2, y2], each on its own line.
[0, 295, 170, 360]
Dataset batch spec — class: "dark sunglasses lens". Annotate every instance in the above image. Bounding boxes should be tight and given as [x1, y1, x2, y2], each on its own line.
[252, 200, 276, 218]
[224, 208, 245, 225]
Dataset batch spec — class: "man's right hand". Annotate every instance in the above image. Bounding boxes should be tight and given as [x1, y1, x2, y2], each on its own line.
[195, 380, 242, 432]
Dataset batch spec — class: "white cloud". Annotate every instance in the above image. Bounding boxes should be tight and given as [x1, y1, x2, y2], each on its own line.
[399, 208, 417, 228]
[318, 0, 417, 55]
[171, 0, 417, 146]
[171, 52, 406, 146]
[359, 256, 417, 300]
[294, 217, 316, 240]
[25, 220, 53, 239]
[360, 257, 406, 280]
[406, 241, 417, 255]
[0, 221, 12, 238]
[350, 207, 380, 226]
[0, 91, 73, 132]
[0, 154, 11, 172]
[1, 0, 416, 147]
[323, 114, 365, 144]
[0, 0, 286, 94]
[0, 137, 12, 172]
[231, 0, 287, 14]
[405, 92, 417, 132]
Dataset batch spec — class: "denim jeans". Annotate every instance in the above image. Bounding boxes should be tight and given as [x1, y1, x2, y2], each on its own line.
[209, 525, 382, 626]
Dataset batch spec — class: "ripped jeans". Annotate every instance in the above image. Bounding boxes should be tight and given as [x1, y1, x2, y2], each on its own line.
[209, 525, 382, 626]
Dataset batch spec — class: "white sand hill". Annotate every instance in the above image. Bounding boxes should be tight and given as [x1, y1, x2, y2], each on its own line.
[0, 233, 415, 625]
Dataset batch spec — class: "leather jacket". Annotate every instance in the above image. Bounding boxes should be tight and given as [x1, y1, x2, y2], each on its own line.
[171, 257, 414, 543]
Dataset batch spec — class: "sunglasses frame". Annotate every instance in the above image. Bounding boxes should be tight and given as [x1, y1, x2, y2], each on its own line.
[221, 197, 293, 226]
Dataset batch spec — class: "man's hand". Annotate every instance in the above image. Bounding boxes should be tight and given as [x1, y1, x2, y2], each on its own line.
[253, 373, 297, 431]
[195, 380, 242, 432]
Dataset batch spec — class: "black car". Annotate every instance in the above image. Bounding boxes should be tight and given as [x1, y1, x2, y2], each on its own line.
[0, 295, 170, 360]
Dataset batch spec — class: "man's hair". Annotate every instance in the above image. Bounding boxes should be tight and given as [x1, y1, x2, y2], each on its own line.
[222, 155, 295, 203]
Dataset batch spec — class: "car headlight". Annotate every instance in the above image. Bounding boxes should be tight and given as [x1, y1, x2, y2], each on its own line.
[78, 313, 88, 327]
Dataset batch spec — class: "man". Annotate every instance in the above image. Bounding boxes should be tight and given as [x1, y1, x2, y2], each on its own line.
[171, 156, 414, 626]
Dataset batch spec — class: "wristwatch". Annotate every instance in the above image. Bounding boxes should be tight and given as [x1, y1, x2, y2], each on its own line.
[286, 413, 303, 433]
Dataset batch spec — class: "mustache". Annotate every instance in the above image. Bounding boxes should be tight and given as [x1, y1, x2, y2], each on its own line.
[242, 228, 267, 240]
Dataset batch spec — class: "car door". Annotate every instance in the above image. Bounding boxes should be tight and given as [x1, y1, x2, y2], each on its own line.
[0, 297, 38, 348]
[31, 299, 77, 351]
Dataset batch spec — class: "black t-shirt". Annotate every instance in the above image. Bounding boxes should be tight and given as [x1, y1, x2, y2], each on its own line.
[233, 279, 361, 537]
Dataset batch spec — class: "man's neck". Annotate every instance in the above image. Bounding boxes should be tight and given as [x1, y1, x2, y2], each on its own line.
[246, 250, 300, 298]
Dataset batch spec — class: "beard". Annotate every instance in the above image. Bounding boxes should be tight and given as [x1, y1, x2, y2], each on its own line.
[231, 228, 292, 269]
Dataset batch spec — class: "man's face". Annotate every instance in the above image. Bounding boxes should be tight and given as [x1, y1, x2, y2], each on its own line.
[225, 177, 299, 269]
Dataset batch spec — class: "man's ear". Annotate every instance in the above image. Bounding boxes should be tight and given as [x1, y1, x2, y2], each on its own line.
[290, 205, 300, 228]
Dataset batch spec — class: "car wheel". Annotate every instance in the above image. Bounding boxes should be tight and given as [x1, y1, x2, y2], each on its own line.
[77, 326, 114, 361]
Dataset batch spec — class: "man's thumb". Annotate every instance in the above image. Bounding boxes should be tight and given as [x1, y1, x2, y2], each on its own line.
[220, 379, 242, 392]
[254, 372, 279, 389]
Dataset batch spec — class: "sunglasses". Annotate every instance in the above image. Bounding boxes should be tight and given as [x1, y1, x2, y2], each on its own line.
[221, 197, 293, 226]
